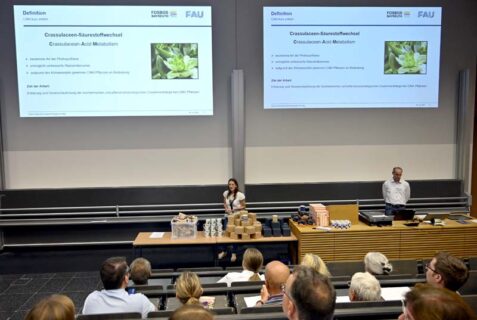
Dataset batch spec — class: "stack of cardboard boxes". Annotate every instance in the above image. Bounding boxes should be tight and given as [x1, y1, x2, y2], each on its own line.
[224, 211, 262, 240]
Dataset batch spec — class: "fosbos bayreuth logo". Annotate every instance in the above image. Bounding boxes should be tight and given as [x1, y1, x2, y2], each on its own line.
[387, 10, 403, 18]
[151, 10, 168, 18]
[186, 10, 204, 18]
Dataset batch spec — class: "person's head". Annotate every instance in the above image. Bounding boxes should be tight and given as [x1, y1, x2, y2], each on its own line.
[130, 257, 152, 285]
[25, 294, 75, 320]
[100, 256, 129, 290]
[242, 248, 263, 281]
[227, 178, 239, 195]
[301, 253, 331, 277]
[169, 304, 214, 320]
[426, 251, 469, 291]
[392, 167, 403, 182]
[176, 271, 203, 305]
[399, 283, 476, 320]
[282, 266, 336, 320]
[264, 260, 290, 295]
[364, 252, 393, 275]
[348, 272, 382, 302]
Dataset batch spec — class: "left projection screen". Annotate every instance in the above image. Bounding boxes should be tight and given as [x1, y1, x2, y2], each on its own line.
[13, 6, 213, 117]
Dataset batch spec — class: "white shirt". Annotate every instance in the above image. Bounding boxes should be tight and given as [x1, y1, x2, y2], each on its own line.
[223, 190, 245, 212]
[82, 289, 156, 319]
[382, 179, 411, 205]
[217, 269, 265, 287]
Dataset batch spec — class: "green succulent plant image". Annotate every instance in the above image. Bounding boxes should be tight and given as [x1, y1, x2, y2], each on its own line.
[151, 43, 199, 79]
[384, 41, 428, 74]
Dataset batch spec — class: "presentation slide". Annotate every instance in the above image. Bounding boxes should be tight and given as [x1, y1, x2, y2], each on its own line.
[14, 6, 213, 117]
[263, 7, 442, 109]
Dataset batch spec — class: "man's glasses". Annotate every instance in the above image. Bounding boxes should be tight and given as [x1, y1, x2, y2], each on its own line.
[425, 263, 438, 274]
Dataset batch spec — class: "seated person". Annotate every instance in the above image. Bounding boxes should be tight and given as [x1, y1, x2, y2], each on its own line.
[301, 253, 331, 277]
[282, 265, 336, 320]
[348, 272, 382, 302]
[176, 272, 204, 306]
[426, 251, 469, 292]
[170, 304, 214, 320]
[82, 256, 156, 319]
[256, 260, 290, 306]
[218, 247, 264, 286]
[399, 283, 476, 320]
[364, 252, 393, 275]
[130, 257, 152, 285]
[25, 294, 75, 320]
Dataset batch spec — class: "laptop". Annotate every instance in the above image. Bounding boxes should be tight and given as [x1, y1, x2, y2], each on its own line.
[393, 209, 416, 221]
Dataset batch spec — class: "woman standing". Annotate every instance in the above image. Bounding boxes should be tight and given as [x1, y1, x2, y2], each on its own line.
[223, 178, 246, 213]
[218, 178, 246, 262]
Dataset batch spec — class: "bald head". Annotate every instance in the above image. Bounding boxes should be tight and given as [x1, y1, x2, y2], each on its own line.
[265, 261, 290, 295]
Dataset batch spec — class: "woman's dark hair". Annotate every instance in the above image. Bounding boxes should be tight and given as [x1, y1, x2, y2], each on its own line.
[226, 178, 240, 199]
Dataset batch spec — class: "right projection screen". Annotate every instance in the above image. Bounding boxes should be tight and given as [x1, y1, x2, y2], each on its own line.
[263, 7, 442, 109]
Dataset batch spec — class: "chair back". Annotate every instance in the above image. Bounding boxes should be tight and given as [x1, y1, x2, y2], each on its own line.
[77, 312, 142, 320]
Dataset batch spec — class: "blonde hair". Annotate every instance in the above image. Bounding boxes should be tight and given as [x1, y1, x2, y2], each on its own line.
[25, 294, 75, 320]
[243, 248, 264, 281]
[176, 272, 203, 305]
[364, 252, 393, 275]
[301, 253, 331, 277]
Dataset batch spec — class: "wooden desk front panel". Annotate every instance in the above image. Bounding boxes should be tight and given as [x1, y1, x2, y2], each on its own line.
[290, 220, 477, 262]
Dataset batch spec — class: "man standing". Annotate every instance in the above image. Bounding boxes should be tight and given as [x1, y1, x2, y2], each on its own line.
[282, 266, 336, 320]
[83, 257, 156, 318]
[382, 166, 411, 215]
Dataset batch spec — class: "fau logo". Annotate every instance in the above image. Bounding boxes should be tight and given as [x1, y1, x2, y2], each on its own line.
[418, 11, 435, 18]
[186, 11, 203, 18]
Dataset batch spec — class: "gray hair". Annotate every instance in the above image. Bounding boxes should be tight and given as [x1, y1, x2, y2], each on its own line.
[349, 272, 382, 301]
[364, 252, 393, 275]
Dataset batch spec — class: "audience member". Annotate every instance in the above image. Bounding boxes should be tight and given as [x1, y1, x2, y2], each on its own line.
[176, 271, 203, 305]
[218, 247, 264, 286]
[426, 251, 469, 292]
[25, 294, 75, 320]
[348, 272, 382, 302]
[282, 265, 336, 320]
[82, 257, 156, 319]
[399, 283, 477, 320]
[364, 252, 393, 275]
[301, 253, 331, 277]
[256, 260, 290, 306]
[130, 257, 152, 285]
[169, 304, 214, 320]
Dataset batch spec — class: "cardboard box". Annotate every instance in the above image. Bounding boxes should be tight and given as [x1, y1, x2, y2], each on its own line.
[235, 226, 244, 234]
[245, 226, 255, 234]
[327, 204, 359, 225]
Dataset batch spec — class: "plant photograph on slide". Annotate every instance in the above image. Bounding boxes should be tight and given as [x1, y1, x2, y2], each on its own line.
[384, 41, 428, 75]
[151, 43, 199, 79]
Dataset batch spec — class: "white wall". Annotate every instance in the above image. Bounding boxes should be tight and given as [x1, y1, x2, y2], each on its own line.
[0, 0, 475, 189]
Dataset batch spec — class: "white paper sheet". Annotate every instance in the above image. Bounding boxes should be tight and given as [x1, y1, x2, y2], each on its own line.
[149, 232, 165, 238]
[244, 295, 261, 307]
[336, 296, 351, 303]
[380, 286, 410, 301]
